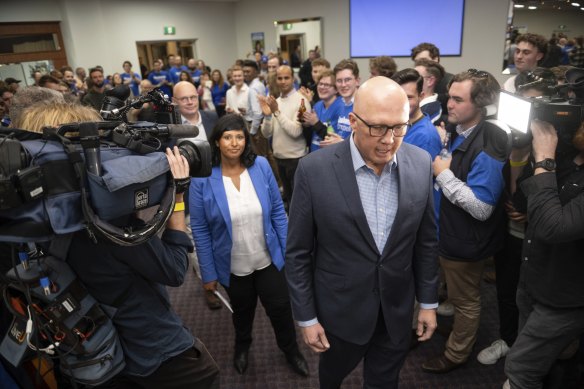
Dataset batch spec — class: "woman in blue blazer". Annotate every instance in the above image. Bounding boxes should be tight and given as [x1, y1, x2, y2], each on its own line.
[189, 114, 308, 377]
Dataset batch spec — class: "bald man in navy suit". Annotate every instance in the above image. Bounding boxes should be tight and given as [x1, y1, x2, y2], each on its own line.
[286, 76, 439, 389]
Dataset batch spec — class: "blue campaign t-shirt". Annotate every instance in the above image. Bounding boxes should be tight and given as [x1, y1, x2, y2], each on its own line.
[148, 70, 172, 97]
[404, 113, 443, 221]
[121, 72, 141, 97]
[169, 65, 188, 84]
[334, 99, 354, 140]
[189, 69, 202, 86]
[404, 114, 442, 159]
[310, 96, 344, 152]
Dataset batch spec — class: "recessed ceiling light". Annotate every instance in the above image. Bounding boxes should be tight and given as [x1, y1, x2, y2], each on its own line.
[572, 2, 580, 6]
[514, 3, 525, 7]
[528, 5, 537, 9]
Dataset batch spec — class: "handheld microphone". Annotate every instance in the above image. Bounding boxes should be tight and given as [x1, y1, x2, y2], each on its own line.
[79, 122, 102, 176]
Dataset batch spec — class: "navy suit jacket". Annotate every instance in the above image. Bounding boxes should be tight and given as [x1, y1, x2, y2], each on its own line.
[189, 157, 288, 287]
[200, 110, 218, 138]
[285, 139, 439, 345]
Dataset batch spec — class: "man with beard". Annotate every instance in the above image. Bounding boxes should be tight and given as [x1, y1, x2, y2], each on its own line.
[82, 67, 106, 111]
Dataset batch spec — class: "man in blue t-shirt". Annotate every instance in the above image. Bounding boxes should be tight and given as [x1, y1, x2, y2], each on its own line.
[186, 58, 202, 87]
[147, 59, 173, 97]
[121, 60, 142, 97]
[168, 55, 188, 84]
[320, 59, 360, 148]
[392, 68, 443, 218]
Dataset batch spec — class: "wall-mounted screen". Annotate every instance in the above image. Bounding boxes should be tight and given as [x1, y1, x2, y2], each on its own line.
[350, 0, 465, 58]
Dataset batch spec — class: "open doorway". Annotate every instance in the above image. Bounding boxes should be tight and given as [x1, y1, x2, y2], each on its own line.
[274, 17, 322, 68]
[136, 39, 197, 77]
[279, 34, 304, 68]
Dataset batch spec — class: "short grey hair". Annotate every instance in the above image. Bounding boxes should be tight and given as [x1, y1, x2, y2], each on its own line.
[10, 86, 65, 128]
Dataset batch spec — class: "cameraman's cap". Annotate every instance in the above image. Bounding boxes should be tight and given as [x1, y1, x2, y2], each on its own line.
[261, 55, 269, 64]
[5, 78, 21, 85]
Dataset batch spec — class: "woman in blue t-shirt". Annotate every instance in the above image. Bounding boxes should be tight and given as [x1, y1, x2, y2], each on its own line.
[210, 69, 230, 117]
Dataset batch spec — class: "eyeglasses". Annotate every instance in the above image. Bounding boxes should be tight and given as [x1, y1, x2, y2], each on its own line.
[318, 82, 335, 88]
[352, 112, 409, 137]
[336, 77, 355, 85]
[177, 95, 198, 103]
[467, 68, 489, 78]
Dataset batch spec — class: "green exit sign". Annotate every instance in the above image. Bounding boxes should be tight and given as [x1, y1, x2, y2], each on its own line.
[283, 23, 293, 31]
[164, 26, 176, 35]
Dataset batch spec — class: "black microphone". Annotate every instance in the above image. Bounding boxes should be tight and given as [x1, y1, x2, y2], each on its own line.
[79, 122, 102, 176]
[106, 84, 131, 100]
[159, 124, 199, 139]
[100, 85, 131, 120]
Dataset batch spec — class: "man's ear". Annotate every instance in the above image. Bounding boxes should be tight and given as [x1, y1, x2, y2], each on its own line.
[348, 112, 358, 130]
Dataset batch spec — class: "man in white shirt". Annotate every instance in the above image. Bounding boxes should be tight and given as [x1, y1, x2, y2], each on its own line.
[259, 65, 311, 207]
[173, 81, 218, 141]
[243, 59, 280, 184]
[225, 66, 250, 122]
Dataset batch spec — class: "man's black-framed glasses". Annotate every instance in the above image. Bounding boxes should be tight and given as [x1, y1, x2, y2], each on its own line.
[352, 112, 409, 137]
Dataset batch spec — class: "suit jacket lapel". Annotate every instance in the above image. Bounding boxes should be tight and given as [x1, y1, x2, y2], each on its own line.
[332, 141, 380, 255]
[209, 166, 233, 239]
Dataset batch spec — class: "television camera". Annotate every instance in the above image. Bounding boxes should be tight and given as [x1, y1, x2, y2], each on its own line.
[497, 67, 584, 148]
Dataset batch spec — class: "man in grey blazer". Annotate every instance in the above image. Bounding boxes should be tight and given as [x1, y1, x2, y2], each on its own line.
[286, 76, 439, 389]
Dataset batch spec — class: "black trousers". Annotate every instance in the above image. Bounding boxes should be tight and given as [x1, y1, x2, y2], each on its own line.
[223, 264, 298, 354]
[274, 157, 300, 206]
[319, 310, 409, 389]
[494, 232, 523, 346]
[97, 338, 219, 389]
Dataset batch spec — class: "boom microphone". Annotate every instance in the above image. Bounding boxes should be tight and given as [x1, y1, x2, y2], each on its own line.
[160, 124, 199, 139]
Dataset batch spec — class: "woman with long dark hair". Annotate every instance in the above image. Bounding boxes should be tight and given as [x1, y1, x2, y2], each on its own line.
[189, 114, 308, 377]
[210, 69, 229, 117]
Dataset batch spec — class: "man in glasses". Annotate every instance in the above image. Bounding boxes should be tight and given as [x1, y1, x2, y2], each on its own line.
[320, 59, 360, 147]
[422, 69, 508, 374]
[286, 76, 439, 388]
[173, 81, 218, 142]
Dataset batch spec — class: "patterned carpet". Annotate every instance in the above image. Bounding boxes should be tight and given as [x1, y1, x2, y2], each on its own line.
[168, 267, 509, 389]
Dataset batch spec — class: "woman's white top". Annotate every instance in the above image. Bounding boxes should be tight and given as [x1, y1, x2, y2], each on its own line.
[223, 169, 272, 276]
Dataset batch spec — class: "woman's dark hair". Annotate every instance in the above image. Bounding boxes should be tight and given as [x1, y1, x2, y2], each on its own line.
[209, 114, 257, 167]
[179, 71, 193, 83]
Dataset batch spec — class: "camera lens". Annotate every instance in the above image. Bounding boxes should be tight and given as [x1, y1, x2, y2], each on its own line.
[176, 139, 212, 178]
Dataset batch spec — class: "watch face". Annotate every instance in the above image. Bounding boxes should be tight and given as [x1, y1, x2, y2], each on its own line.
[536, 158, 556, 171]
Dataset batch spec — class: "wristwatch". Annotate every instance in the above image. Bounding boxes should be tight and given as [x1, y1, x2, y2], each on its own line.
[533, 158, 556, 171]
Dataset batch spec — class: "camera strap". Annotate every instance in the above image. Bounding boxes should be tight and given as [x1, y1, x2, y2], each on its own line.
[45, 133, 177, 246]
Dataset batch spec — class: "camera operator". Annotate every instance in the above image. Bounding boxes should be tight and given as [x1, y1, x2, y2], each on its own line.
[66, 146, 219, 389]
[504, 118, 584, 389]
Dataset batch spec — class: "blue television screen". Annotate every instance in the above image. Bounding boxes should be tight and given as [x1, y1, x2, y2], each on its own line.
[350, 0, 465, 57]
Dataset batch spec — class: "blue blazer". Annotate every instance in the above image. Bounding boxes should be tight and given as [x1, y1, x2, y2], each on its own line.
[189, 157, 287, 286]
